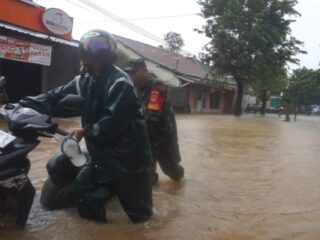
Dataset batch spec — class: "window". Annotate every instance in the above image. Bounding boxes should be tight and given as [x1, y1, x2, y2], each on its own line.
[210, 91, 220, 109]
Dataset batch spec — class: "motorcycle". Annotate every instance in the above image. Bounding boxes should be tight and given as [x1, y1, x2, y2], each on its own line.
[0, 76, 8, 105]
[0, 91, 85, 228]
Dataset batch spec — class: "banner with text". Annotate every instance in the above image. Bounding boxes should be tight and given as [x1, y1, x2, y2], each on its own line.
[0, 35, 52, 66]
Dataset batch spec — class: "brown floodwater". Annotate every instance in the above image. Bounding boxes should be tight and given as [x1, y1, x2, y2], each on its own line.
[1, 114, 320, 240]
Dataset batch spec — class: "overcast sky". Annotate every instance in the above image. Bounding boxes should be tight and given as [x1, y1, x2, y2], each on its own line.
[35, 0, 320, 70]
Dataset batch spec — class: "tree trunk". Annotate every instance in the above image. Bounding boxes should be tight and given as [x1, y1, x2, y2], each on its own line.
[260, 89, 267, 115]
[234, 81, 244, 116]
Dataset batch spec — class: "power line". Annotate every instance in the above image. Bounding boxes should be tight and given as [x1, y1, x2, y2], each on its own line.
[66, 0, 196, 56]
[80, 0, 197, 56]
[78, 13, 199, 24]
[77, 0, 165, 44]
[65, 0, 125, 29]
[65, 0, 106, 18]
[130, 13, 199, 21]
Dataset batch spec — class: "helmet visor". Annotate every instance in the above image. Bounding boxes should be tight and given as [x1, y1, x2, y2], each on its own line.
[81, 36, 110, 54]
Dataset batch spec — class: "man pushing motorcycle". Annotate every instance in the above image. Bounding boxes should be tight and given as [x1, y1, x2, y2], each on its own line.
[19, 30, 153, 223]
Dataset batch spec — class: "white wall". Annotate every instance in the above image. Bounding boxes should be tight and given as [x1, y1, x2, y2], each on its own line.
[242, 95, 257, 110]
[116, 43, 180, 87]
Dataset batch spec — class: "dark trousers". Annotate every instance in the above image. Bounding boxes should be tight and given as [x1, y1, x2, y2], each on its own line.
[0, 169, 35, 228]
[41, 170, 152, 223]
[110, 171, 153, 223]
[40, 178, 77, 210]
[150, 141, 184, 184]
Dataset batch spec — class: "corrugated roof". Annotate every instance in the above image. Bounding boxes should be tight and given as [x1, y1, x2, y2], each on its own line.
[115, 35, 209, 80]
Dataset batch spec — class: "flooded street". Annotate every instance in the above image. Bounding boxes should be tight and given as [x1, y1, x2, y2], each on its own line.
[1, 114, 320, 240]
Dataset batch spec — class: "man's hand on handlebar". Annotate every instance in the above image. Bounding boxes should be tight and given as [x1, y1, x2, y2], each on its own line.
[69, 128, 85, 141]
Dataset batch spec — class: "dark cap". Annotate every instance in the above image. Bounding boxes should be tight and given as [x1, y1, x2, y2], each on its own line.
[124, 58, 146, 73]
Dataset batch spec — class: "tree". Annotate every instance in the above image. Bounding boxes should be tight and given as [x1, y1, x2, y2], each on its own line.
[198, 0, 304, 116]
[287, 67, 320, 107]
[251, 52, 287, 115]
[164, 32, 184, 53]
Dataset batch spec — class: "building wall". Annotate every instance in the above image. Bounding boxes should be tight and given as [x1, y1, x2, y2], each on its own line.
[224, 90, 236, 114]
[116, 43, 236, 114]
[167, 87, 189, 112]
[0, 28, 79, 99]
[186, 84, 227, 114]
[42, 42, 79, 92]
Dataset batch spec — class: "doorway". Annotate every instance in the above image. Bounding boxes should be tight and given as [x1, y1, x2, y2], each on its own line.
[0, 59, 42, 102]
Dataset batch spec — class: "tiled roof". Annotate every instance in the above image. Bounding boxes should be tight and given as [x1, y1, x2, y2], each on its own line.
[115, 35, 209, 80]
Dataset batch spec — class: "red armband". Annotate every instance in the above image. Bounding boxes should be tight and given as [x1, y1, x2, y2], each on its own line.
[147, 87, 164, 112]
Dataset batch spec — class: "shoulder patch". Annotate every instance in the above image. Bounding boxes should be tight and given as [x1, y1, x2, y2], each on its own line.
[147, 86, 164, 112]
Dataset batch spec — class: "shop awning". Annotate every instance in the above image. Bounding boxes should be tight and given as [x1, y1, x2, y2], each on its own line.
[0, 22, 79, 47]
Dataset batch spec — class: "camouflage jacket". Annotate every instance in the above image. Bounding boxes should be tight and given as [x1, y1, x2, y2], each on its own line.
[137, 78, 179, 153]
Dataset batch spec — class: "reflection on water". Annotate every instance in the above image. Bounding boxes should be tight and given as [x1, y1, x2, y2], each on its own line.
[1, 115, 320, 240]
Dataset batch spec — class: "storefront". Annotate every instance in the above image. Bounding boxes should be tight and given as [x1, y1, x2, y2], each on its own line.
[0, 0, 79, 102]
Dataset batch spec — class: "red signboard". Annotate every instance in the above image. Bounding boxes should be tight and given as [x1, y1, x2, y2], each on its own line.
[5, 38, 31, 61]
[0, 35, 52, 66]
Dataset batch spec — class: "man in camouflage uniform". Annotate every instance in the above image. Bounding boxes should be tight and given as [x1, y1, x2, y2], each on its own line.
[125, 59, 184, 184]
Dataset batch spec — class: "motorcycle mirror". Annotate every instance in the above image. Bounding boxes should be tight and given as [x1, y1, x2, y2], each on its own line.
[0, 76, 6, 88]
[58, 94, 84, 110]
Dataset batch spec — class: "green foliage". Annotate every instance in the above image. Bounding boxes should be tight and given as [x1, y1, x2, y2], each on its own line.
[198, 0, 304, 115]
[287, 68, 320, 105]
[164, 32, 185, 53]
[251, 62, 287, 100]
